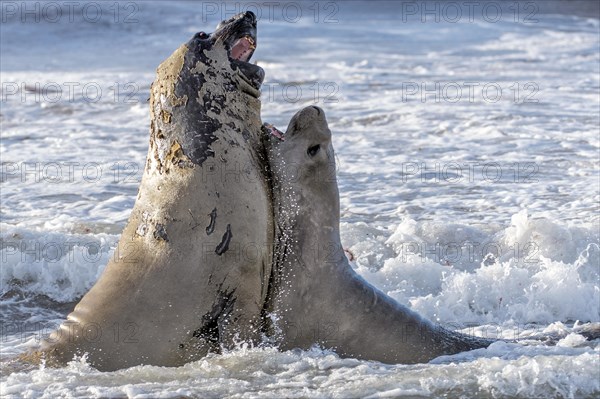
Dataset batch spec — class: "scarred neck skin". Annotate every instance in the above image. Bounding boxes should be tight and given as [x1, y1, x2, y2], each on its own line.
[149, 11, 264, 174]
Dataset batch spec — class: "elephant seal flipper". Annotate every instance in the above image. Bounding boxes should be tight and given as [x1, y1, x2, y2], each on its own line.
[264, 106, 494, 364]
[30, 11, 273, 371]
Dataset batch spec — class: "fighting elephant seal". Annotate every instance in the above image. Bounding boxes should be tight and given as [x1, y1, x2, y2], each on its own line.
[264, 106, 494, 363]
[30, 11, 273, 371]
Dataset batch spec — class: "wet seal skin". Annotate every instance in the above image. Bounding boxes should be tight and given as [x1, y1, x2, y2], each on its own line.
[25, 11, 274, 372]
[263, 106, 496, 364]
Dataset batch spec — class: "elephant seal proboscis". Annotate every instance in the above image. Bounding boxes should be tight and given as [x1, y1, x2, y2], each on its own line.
[263, 106, 494, 364]
[30, 11, 273, 371]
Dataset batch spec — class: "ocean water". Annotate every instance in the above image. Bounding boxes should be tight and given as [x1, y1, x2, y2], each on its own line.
[1, 1, 599, 397]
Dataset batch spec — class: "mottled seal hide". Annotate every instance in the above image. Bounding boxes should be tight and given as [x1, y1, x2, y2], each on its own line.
[33, 11, 273, 371]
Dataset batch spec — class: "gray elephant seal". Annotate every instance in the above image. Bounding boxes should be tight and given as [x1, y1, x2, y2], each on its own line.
[28, 12, 273, 371]
[264, 106, 493, 363]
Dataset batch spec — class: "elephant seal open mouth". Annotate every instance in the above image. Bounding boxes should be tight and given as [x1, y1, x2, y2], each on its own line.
[210, 12, 262, 91]
[188, 10, 264, 97]
[25, 11, 274, 372]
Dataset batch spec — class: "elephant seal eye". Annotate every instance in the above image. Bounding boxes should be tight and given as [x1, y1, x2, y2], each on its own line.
[307, 144, 320, 157]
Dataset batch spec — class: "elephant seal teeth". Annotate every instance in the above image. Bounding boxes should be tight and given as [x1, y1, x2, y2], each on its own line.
[231, 36, 256, 62]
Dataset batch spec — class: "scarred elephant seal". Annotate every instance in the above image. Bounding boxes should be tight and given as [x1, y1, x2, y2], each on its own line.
[264, 106, 494, 363]
[29, 11, 273, 371]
